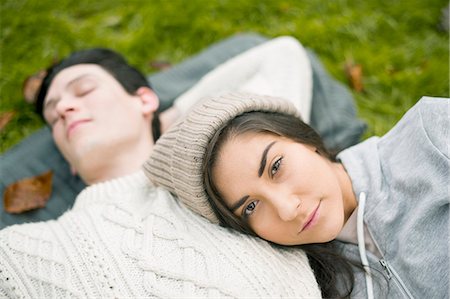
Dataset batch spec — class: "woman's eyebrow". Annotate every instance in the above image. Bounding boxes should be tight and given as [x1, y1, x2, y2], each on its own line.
[229, 140, 277, 213]
[230, 195, 250, 212]
[258, 141, 277, 177]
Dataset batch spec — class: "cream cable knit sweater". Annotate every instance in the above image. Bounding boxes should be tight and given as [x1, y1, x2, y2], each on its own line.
[0, 171, 320, 298]
[174, 36, 313, 123]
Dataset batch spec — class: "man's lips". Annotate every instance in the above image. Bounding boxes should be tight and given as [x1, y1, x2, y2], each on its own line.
[299, 201, 321, 233]
[67, 119, 91, 138]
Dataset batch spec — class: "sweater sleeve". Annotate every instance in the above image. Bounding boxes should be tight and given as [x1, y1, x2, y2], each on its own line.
[0, 260, 34, 299]
[0, 223, 81, 298]
[173, 36, 313, 123]
[0, 229, 35, 298]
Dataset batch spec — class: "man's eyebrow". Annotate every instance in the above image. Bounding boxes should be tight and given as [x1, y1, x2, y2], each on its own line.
[43, 74, 92, 111]
[258, 141, 277, 177]
[230, 195, 250, 212]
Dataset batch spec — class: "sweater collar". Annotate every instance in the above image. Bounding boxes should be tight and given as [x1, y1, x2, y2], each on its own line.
[72, 170, 154, 210]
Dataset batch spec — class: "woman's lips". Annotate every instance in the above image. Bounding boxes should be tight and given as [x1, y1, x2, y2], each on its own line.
[299, 201, 321, 233]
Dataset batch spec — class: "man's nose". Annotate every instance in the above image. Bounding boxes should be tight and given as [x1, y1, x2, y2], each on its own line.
[271, 193, 301, 222]
[55, 96, 78, 118]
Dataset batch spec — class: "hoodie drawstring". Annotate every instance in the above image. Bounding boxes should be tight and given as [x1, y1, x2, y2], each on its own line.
[357, 192, 374, 299]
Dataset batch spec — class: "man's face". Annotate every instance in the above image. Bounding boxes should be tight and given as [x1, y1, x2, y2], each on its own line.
[42, 64, 153, 178]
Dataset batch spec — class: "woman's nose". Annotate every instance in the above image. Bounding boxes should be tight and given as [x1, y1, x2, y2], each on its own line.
[272, 194, 301, 222]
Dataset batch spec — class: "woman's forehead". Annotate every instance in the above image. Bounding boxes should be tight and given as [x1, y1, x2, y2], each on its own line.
[218, 133, 277, 166]
[227, 131, 284, 146]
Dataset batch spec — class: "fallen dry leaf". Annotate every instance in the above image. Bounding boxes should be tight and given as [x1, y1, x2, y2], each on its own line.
[22, 70, 47, 103]
[4, 171, 53, 213]
[345, 61, 364, 92]
[0, 111, 15, 132]
[148, 60, 172, 71]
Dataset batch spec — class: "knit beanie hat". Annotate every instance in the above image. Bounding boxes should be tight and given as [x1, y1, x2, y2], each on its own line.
[144, 92, 300, 223]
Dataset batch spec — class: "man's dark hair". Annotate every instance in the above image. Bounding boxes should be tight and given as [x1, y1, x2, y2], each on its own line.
[35, 48, 161, 141]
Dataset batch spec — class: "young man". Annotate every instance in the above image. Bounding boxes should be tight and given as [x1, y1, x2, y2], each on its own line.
[0, 47, 321, 297]
[36, 49, 160, 184]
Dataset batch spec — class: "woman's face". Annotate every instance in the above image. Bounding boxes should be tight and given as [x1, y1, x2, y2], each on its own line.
[212, 132, 349, 246]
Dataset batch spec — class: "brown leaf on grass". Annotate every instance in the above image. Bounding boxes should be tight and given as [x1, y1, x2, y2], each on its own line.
[148, 60, 172, 71]
[0, 111, 15, 132]
[22, 70, 47, 103]
[4, 171, 53, 214]
[345, 61, 364, 92]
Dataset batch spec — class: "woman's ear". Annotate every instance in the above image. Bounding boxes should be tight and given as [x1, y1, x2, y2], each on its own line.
[136, 87, 159, 115]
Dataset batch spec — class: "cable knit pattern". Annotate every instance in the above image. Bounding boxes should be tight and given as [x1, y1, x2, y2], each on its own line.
[0, 171, 320, 298]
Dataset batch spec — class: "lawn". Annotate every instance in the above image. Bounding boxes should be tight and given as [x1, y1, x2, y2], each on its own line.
[1, 0, 448, 153]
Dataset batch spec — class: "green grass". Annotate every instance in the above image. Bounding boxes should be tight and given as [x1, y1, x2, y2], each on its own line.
[1, 0, 448, 153]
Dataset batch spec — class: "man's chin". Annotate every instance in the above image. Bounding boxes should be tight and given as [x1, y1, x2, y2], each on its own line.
[64, 141, 102, 170]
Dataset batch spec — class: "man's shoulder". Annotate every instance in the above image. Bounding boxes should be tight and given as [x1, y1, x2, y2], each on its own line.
[0, 215, 75, 265]
[0, 220, 59, 247]
[0, 214, 91, 297]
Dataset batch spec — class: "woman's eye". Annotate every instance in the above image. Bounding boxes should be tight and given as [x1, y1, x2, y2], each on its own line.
[271, 157, 283, 177]
[243, 200, 259, 217]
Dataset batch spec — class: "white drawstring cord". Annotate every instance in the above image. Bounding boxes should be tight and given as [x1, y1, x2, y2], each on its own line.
[357, 192, 374, 299]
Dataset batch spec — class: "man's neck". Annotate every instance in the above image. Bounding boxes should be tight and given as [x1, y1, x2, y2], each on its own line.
[79, 141, 154, 185]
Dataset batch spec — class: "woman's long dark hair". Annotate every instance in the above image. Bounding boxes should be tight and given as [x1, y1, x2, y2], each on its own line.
[202, 111, 359, 298]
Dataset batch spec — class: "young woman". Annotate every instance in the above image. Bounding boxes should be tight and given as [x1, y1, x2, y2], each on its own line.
[145, 92, 448, 298]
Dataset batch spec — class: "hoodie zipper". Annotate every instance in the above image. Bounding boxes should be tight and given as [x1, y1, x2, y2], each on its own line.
[379, 259, 415, 299]
[356, 192, 374, 299]
[362, 198, 415, 299]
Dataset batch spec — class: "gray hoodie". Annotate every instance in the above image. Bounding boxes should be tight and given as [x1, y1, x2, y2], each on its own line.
[337, 97, 449, 298]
